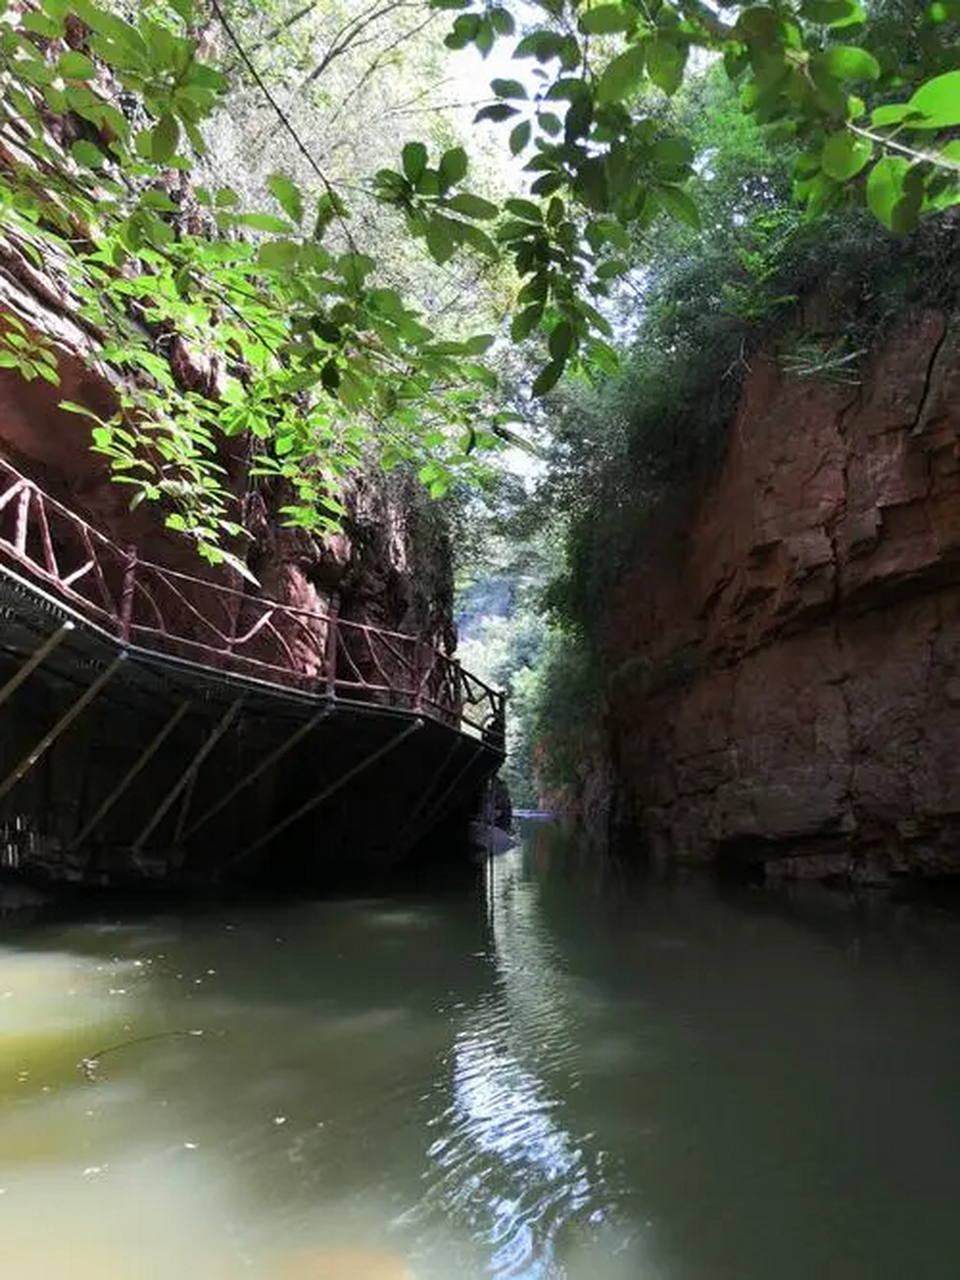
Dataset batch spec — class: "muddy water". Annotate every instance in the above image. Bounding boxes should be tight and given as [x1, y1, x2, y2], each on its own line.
[3, 826, 960, 1279]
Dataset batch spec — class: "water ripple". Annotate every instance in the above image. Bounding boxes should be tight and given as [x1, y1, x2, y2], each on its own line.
[409, 851, 621, 1277]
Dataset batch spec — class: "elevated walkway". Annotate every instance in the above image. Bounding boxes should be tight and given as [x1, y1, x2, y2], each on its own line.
[0, 460, 504, 888]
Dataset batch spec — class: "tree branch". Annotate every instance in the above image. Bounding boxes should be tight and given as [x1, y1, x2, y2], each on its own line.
[849, 122, 960, 174]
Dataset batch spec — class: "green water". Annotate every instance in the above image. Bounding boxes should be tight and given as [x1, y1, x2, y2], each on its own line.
[2, 825, 960, 1279]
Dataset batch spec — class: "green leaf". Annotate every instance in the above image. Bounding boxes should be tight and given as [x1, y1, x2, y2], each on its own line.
[258, 240, 300, 270]
[139, 190, 178, 211]
[906, 71, 960, 129]
[17, 58, 53, 87]
[505, 198, 543, 222]
[596, 258, 629, 278]
[820, 130, 872, 179]
[151, 114, 179, 164]
[474, 17, 494, 57]
[337, 251, 376, 286]
[315, 190, 348, 239]
[586, 217, 630, 251]
[565, 92, 593, 142]
[573, 155, 609, 210]
[445, 192, 499, 219]
[267, 173, 304, 223]
[70, 139, 104, 169]
[426, 215, 457, 264]
[817, 45, 880, 82]
[312, 316, 343, 343]
[489, 6, 515, 34]
[22, 11, 63, 37]
[866, 155, 909, 228]
[800, 0, 866, 26]
[655, 184, 700, 229]
[531, 360, 564, 395]
[439, 146, 468, 191]
[870, 103, 920, 127]
[458, 222, 499, 258]
[548, 319, 575, 362]
[647, 39, 685, 96]
[474, 103, 519, 123]
[579, 4, 633, 34]
[511, 305, 543, 341]
[402, 140, 428, 182]
[585, 338, 619, 374]
[515, 30, 567, 61]
[652, 137, 694, 170]
[464, 333, 496, 354]
[59, 399, 105, 423]
[58, 51, 96, 79]
[530, 172, 565, 197]
[491, 78, 528, 99]
[510, 120, 532, 154]
[233, 212, 295, 233]
[597, 43, 647, 106]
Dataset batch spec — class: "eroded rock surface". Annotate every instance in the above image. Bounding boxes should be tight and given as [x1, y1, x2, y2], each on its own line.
[603, 307, 960, 881]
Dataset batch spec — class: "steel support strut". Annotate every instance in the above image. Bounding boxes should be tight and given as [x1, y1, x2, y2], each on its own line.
[400, 743, 486, 855]
[69, 699, 192, 851]
[0, 622, 74, 712]
[0, 652, 125, 804]
[390, 731, 462, 859]
[227, 717, 423, 872]
[182, 702, 333, 841]
[132, 696, 244, 853]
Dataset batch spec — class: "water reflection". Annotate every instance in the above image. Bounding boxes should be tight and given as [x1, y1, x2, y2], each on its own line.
[413, 849, 624, 1276]
[3, 830, 960, 1279]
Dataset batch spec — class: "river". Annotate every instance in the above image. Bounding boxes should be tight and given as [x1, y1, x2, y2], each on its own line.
[2, 822, 960, 1279]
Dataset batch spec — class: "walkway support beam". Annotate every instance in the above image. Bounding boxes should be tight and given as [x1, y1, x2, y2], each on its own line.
[228, 718, 423, 872]
[0, 622, 74, 712]
[400, 743, 486, 857]
[69, 698, 192, 851]
[132, 696, 244, 853]
[0, 652, 125, 805]
[182, 701, 333, 841]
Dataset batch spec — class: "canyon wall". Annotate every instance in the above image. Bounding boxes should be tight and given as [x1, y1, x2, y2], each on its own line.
[602, 303, 960, 882]
[0, 279, 455, 660]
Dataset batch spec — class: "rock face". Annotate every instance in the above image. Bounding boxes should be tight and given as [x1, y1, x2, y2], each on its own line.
[0, 325, 456, 663]
[602, 305, 960, 881]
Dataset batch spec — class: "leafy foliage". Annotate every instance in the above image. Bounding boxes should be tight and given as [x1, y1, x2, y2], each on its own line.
[0, 0, 955, 565]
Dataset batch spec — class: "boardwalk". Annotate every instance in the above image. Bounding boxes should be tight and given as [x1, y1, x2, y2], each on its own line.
[0, 459, 505, 888]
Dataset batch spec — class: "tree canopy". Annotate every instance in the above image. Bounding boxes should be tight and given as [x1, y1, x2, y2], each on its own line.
[0, 0, 956, 568]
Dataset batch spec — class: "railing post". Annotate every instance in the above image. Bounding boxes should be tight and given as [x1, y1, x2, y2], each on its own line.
[453, 657, 464, 728]
[14, 485, 30, 556]
[119, 544, 137, 643]
[493, 689, 507, 749]
[412, 639, 425, 712]
[324, 597, 339, 696]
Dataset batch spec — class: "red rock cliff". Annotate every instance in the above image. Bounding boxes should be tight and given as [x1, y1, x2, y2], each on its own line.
[0, 277, 455, 662]
[602, 303, 960, 882]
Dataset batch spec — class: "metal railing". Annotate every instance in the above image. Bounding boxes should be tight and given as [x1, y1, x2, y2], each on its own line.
[0, 458, 505, 746]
